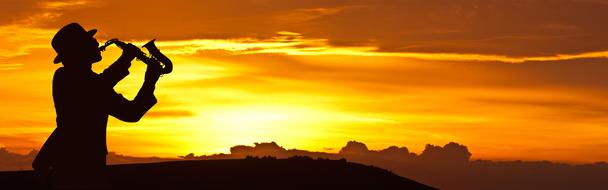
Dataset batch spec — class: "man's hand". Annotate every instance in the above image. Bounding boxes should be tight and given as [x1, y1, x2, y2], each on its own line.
[140, 62, 162, 97]
[144, 61, 162, 84]
[118, 43, 140, 62]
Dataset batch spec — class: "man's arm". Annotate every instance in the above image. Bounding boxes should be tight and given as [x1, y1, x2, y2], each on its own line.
[108, 83, 156, 122]
[108, 63, 161, 122]
[98, 43, 139, 87]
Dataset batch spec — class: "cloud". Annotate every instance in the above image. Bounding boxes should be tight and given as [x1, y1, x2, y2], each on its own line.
[0, 24, 54, 61]
[188, 141, 460, 164]
[5, 0, 608, 65]
[0, 0, 43, 24]
[3, 0, 608, 58]
[0, 148, 37, 171]
[2, 141, 608, 190]
[105, 151, 177, 165]
[0, 148, 175, 171]
[181, 141, 608, 190]
[127, 32, 608, 63]
[469, 98, 608, 118]
[419, 142, 472, 163]
[230, 142, 288, 157]
[338, 141, 369, 154]
[145, 110, 194, 118]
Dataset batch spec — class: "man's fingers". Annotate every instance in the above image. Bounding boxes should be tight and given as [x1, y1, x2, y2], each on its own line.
[122, 43, 139, 53]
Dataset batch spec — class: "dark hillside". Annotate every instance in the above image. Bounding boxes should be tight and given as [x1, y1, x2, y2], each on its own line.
[0, 157, 436, 190]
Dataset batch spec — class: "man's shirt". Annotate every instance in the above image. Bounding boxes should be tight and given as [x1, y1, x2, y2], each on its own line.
[36, 61, 156, 168]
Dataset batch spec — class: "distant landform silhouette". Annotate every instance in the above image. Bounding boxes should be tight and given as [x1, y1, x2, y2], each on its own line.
[1, 141, 607, 190]
[0, 156, 435, 190]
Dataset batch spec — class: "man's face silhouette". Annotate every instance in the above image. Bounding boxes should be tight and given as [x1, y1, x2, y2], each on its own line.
[82, 35, 102, 65]
[62, 34, 101, 67]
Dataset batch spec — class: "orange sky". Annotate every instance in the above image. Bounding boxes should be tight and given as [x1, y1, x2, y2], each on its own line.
[2, 0, 608, 163]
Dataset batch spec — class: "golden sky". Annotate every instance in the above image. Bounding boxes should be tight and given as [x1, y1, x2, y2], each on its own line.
[2, 0, 608, 163]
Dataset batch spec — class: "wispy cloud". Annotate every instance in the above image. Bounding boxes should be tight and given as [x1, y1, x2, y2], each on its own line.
[42, 0, 89, 9]
[146, 110, 195, 118]
[127, 32, 608, 63]
[0, 63, 25, 71]
[0, 24, 54, 71]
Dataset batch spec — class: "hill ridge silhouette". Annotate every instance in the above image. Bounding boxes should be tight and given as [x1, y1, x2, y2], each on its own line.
[2, 141, 607, 190]
[0, 156, 437, 190]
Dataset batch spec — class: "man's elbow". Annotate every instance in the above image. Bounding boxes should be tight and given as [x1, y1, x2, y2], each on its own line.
[113, 103, 155, 123]
[122, 117, 141, 123]
[122, 115, 144, 123]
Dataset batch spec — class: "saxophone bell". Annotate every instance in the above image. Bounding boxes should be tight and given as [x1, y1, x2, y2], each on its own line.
[143, 39, 173, 74]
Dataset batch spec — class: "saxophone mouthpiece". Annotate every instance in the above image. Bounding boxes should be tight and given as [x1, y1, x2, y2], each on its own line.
[99, 38, 120, 52]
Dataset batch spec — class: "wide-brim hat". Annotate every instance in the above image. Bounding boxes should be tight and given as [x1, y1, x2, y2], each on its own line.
[52, 23, 97, 64]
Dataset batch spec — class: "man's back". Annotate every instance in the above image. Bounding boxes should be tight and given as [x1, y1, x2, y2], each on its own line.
[51, 67, 111, 167]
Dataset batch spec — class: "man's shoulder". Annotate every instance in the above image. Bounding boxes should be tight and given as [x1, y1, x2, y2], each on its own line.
[54, 67, 66, 78]
[53, 67, 80, 82]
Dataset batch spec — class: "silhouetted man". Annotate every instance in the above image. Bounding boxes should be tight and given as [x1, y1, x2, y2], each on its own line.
[32, 23, 161, 189]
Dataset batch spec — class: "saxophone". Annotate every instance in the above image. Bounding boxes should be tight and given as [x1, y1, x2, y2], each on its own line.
[99, 39, 173, 74]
